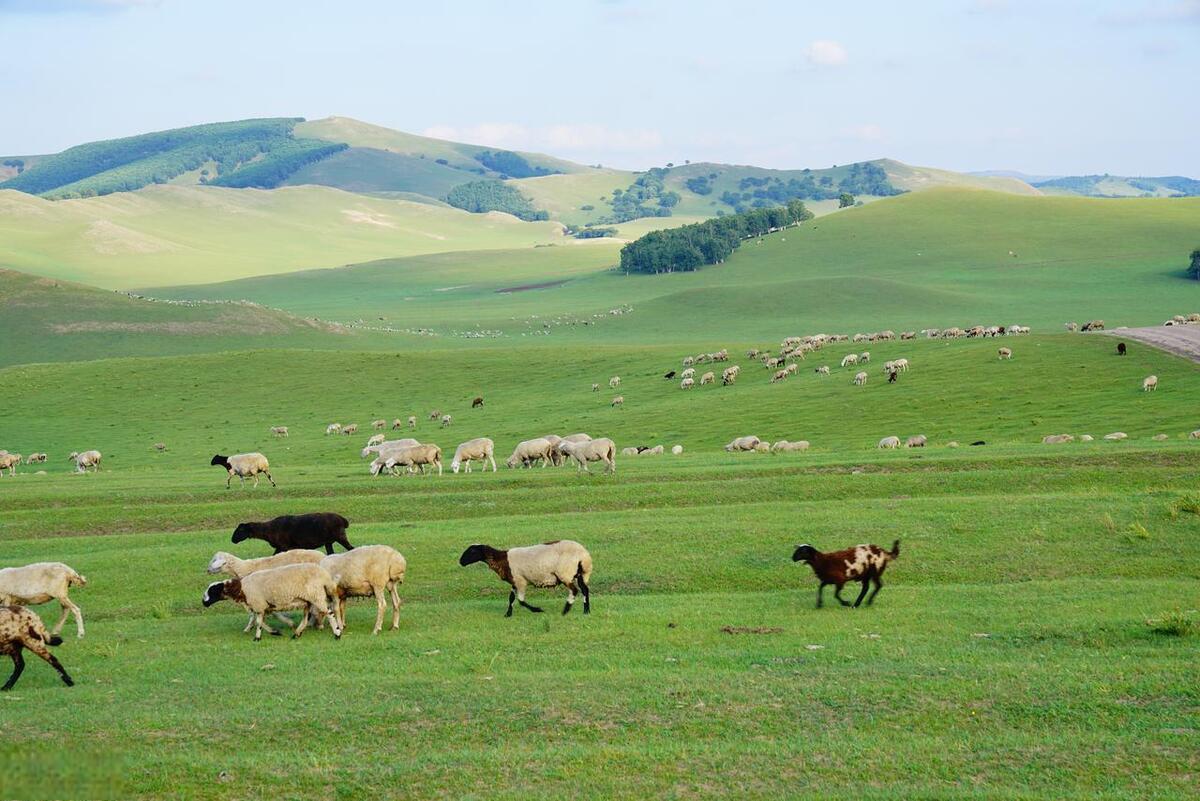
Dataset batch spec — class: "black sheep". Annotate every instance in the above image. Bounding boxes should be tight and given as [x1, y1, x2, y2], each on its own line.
[664, 370, 676, 379]
[232, 513, 353, 554]
[1117, 342, 1127, 356]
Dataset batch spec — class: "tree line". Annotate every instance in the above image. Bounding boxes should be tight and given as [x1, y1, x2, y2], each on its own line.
[619, 200, 813, 275]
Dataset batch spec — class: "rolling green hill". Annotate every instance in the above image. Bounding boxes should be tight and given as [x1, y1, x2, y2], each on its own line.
[150, 190, 1200, 344]
[0, 184, 572, 289]
[1032, 174, 1200, 198]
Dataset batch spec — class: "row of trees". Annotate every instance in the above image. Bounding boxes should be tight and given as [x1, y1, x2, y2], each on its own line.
[1188, 249, 1200, 280]
[445, 180, 549, 221]
[474, 150, 558, 179]
[619, 200, 812, 274]
[208, 141, 347, 189]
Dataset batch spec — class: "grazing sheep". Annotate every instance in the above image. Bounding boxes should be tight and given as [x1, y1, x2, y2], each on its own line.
[392, 419, 405, 430]
[0, 562, 88, 639]
[540, 435, 565, 466]
[320, 545, 407, 635]
[591, 383, 600, 392]
[25, 453, 48, 464]
[270, 426, 289, 438]
[558, 438, 617, 473]
[1079, 435, 1094, 442]
[900, 331, 916, 340]
[700, 371, 716, 385]
[1117, 342, 1127, 356]
[680, 378, 695, 390]
[440, 414, 452, 428]
[721, 366, 740, 385]
[725, 435, 761, 452]
[772, 440, 810, 452]
[815, 365, 830, 376]
[998, 347, 1012, 360]
[792, 540, 900, 608]
[0, 606, 73, 691]
[771, 369, 788, 383]
[611, 395, 624, 407]
[663, 370, 676, 379]
[408, 416, 417, 430]
[859, 352, 870, 363]
[371, 419, 387, 431]
[366, 433, 386, 448]
[754, 442, 771, 453]
[609, 376, 621, 389]
[459, 540, 592, 617]
[451, 438, 497, 474]
[854, 371, 868, 386]
[1190, 430, 1200, 439]
[326, 423, 342, 435]
[841, 354, 859, 368]
[1042, 434, 1075, 444]
[0, 453, 20, 477]
[380, 444, 442, 476]
[342, 424, 359, 436]
[671, 445, 683, 455]
[893, 358, 909, 372]
[1152, 434, 1169, 441]
[639, 445, 665, 456]
[1104, 432, 1128, 440]
[905, 435, 927, 448]
[232, 512, 353, 555]
[506, 438, 557, 468]
[429, 410, 442, 421]
[472, 396, 484, 408]
[211, 453, 276, 489]
[947, 441, 960, 448]
[361, 438, 420, 459]
[1143, 375, 1158, 392]
[203, 564, 343, 641]
[620, 447, 639, 456]
[681, 367, 696, 380]
[1081, 320, 1105, 331]
[683, 356, 695, 367]
[67, 450, 102, 473]
[562, 433, 593, 444]
[877, 436, 900, 449]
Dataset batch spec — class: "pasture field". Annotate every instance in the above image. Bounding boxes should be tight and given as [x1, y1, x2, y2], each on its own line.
[1, 334, 1198, 799]
[150, 190, 1200, 344]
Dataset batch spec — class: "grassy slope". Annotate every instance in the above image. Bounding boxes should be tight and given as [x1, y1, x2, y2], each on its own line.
[1034, 175, 1200, 198]
[0, 185, 569, 289]
[282, 146, 476, 197]
[297, 116, 586, 175]
[152, 190, 1200, 344]
[1, 336, 1198, 799]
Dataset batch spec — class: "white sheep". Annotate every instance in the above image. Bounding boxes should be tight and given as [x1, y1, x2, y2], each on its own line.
[1143, 375, 1158, 392]
[671, 445, 683, 455]
[362, 438, 420, 459]
[1042, 434, 1075, 444]
[681, 367, 696, 379]
[506, 438, 557, 468]
[377, 444, 442, 476]
[609, 376, 621, 388]
[591, 383, 600, 392]
[203, 564, 343, 641]
[0, 453, 19, 477]
[905, 435, 927, 448]
[558, 438, 617, 473]
[772, 440, 810, 452]
[371, 419, 387, 431]
[325, 423, 342, 435]
[392, 418, 405, 430]
[841, 354, 859, 368]
[407, 415, 417, 429]
[270, 426, 289, 438]
[725, 435, 761, 452]
[754, 441, 771, 453]
[366, 433, 386, 448]
[1104, 432, 1128, 441]
[451, 437, 497, 473]
[621, 446, 639, 456]
[854, 371, 868, 386]
[320, 545, 407, 635]
[210, 453, 275, 489]
[67, 450, 102, 473]
[206, 549, 326, 633]
[859, 352, 870, 363]
[680, 378, 694, 390]
[878, 436, 901, 449]
[342, 423, 359, 436]
[815, 365, 830, 376]
[998, 347, 1012, 360]
[440, 414, 452, 428]
[1190, 430, 1200, 439]
[1079, 434, 1094, 442]
[611, 395, 624, 407]
[639, 445, 664, 456]
[893, 358, 909, 372]
[0, 562, 88, 639]
[459, 540, 592, 616]
[700, 371, 716, 385]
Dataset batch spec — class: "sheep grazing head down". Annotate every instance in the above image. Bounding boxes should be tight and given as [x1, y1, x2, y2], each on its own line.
[791, 544, 818, 563]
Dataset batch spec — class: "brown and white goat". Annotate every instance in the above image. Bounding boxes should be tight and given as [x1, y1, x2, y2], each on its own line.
[792, 540, 900, 608]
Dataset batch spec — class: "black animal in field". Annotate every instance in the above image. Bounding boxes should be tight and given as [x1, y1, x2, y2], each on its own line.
[1117, 342, 1127, 356]
[231, 512, 353, 554]
[664, 370, 676, 379]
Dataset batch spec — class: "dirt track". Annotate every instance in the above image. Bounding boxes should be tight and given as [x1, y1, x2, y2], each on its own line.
[1105, 326, 1200, 363]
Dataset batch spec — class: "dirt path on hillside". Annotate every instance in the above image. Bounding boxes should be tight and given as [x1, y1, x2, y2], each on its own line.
[1105, 326, 1200, 363]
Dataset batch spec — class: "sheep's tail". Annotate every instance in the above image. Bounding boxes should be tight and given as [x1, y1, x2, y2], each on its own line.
[888, 539, 901, 559]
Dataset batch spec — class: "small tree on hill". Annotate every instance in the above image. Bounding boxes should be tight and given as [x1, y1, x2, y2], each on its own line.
[1190, 248, 1200, 280]
[839, 192, 855, 208]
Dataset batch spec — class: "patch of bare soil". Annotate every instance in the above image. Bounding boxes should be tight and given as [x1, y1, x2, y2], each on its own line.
[1105, 326, 1200, 363]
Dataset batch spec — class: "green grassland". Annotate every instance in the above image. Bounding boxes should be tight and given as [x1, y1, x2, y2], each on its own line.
[0, 185, 571, 289]
[1, 333, 1198, 800]
[1033, 174, 1200, 198]
[149, 190, 1200, 344]
[282, 146, 479, 198]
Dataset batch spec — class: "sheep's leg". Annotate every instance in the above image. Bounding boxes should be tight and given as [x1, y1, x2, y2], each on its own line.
[372, 585, 387, 634]
[852, 579, 871, 608]
[51, 603, 71, 637]
[816, 583, 826, 609]
[389, 582, 402, 630]
[243, 612, 255, 633]
[515, 582, 542, 614]
[265, 470, 276, 487]
[505, 590, 516, 617]
[2, 652, 24, 691]
[24, 640, 72, 687]
[293, 604, 311, 639]
[866, 576, 883, 606]
[562, 581, 577, 616]
[253, 612, 265, 641]
[489, 455, 497, 472]
[226, 471, 233, 489]
[833, 584, 852, 607]
[63, 597, 85, 638]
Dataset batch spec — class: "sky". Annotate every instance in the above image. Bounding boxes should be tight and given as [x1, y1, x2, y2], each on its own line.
[0, 0, 1195, 176]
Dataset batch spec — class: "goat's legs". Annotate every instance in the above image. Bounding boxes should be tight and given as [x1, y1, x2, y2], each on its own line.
[816, 583, 827, 608]
[852, 579, 871, 608]
[833, 583, 852, 607]
[865, 576, 884, 605]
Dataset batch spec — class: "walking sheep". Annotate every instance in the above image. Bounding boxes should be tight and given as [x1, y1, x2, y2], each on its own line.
[211, 453, 276, 489]
[459, 540, 592, 616]
[451, 438, 497, 474]
[207, 550, 326, 634]
[1143, 375, 1158, 392]
[232, 512, 353, 555]
[320, 545, 407, 635]
[878, 436, 901, 449]
[0, 453, 19, 476]
[998, 347, 1012, 360]
[0, 562, 88, 639]
[611, 395, 624, 407]
[203, 564, 343, 641]
[792, 540, 900, 608]
[68, 450, 102, 473]
[472, 396, 484, 408]
[558, 438, 617, 473]
[1, 606, 73, 691]
[506, 438, 557, 468]
[609, 376, 621, 388]
[854, 371, 868, 386]
[271, 426, 289, 438]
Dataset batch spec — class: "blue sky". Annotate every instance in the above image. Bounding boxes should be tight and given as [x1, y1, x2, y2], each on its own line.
[0, 0, 1195, 175]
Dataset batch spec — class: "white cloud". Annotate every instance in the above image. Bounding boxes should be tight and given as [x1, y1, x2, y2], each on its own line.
[421, 123, 663, 155]
[804, 40, 849, 67]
